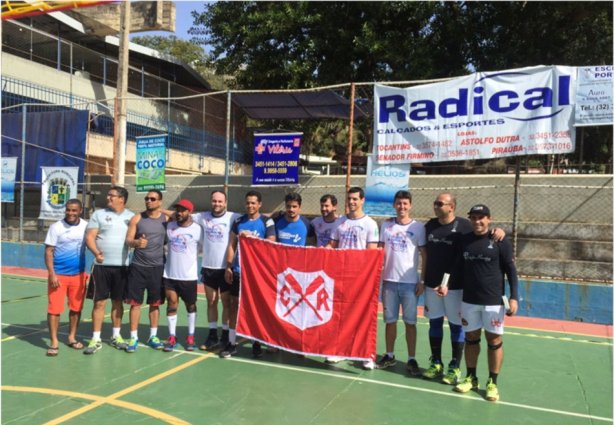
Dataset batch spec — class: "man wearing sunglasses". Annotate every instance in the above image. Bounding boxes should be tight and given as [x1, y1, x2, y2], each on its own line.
[123, 190, 168, 353]
[422, 192, 504, 384]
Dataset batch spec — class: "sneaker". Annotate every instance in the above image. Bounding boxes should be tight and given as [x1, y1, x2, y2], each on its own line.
[442, 366, 462, 385]
[454, 376, 479, 393]
[199, 330, 219, 351]
[485, 378, 499, 401]
[125, 338, 138, 353]
[147, 336, 164, 350]
[362, 359, 375, 370]
[110, 335, 128, 350]
[325, 356, 342, 364]
[422, 358, 444, 379]
[83, 339, 102, 355]
[407, 359, 421, 376]
[185, 335, 196, 352]
[376, 354, 397, 369]
[220, 329, 229, 345]
[163, 336, 177, 352]
[252, 341, 263, 358]
[219, 342, 237, 358]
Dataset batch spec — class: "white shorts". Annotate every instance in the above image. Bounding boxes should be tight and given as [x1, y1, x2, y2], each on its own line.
[460, 302, 505, 335]
[424, 288, 463, 325]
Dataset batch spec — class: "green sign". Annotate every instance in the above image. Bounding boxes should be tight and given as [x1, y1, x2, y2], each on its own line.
[136, 135, 166, 192]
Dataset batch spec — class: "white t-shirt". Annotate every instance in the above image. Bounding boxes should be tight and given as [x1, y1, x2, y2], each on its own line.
[379, 218, 426, 283]
[87, 208, 134, 266]
[311, 216, 343, 247]
[44, 218, 88, 275]
[192, 211, 240, 269]
[331, 215, 379, 249]
[164, 221, 203, 281]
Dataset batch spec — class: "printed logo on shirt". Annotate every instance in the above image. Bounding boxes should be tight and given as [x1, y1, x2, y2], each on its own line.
[389, 232, 409, 252]
[169, 233, 194, 252]
[205, 221, 226, 242]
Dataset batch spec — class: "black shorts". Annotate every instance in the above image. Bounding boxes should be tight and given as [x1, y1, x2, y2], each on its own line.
[125, 264, 165, 306]
[86, 265, 128, 302]
[229, 271, 241, 297]
[164, 278, 198, 305]
[201, 267, 231, 293]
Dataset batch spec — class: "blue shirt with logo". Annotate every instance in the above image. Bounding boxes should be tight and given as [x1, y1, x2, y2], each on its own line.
[275, 215, 314, 246]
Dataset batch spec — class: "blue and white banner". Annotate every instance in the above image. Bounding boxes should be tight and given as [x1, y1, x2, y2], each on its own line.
[374, 65, 576, 164]
[39, 166, 79, 220]
[575, 66, 613, 126]
[1, 157, 17, 203]
[252, 133, 302, 185]
[136, 134, 167, 192]
[364, 156, 410, 216]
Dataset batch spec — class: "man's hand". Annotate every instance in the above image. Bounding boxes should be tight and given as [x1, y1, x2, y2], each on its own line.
[435, 285, 449, 297]
[135, 234, 148, 249]
[507, 299, 518, 316]
[48, 273, 60, 289]
[94, 250, 104, 264]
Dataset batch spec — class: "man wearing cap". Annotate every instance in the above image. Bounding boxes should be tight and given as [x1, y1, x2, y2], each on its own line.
[452, 204, 518, 402]
[162, 199, 203, 352]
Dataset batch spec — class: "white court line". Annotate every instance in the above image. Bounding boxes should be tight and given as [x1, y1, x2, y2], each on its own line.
[226, 356, 612, 423]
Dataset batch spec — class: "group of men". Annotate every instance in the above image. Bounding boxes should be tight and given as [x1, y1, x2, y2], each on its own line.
[44, 185, 518, 402]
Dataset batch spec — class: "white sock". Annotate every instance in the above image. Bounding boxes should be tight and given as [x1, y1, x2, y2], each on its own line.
[188, 312, 197, 335]
[92, 331, 101, 341]
[130, 330, 138, 340]
[167, 315, 177, 336]
[387, 352, 394, 357]
[229, 329, 236, 344]
[222, 324, 229, 331]
[112, 327, 121, 338]
[209, 321, 217, 330]
[150, 327, 157, 338]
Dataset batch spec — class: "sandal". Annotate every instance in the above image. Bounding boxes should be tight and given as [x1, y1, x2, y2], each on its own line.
[67, 341, 84, 350]
[46, 347, 59, 357]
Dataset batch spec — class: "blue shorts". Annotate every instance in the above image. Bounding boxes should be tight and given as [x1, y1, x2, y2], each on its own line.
[382, 281, 418, 324]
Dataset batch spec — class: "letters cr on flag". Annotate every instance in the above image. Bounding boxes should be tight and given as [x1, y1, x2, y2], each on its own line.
[237, 236, 384, 361]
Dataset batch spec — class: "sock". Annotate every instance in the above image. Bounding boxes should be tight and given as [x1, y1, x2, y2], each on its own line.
[92, 331, 101, 341]
[407, 356, 415, 361]
[167, 314, 177, 336]
[229, 329, 236, 344]
[188, 312, 197, 335]
[150, 327, 157, 338]
[209, 321, 217, 331]
[467, 367, 477, 378]
[429, 337, 443, 362]
[489, 372, 498, 384]
[387, 352, 394, 357]
[112, 327, 121, 338]
[130, 330, 138, 339]
[222, 324, 229, 331]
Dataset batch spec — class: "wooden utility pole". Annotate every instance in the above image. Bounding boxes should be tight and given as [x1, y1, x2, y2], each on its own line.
[113, 1, 130, 185]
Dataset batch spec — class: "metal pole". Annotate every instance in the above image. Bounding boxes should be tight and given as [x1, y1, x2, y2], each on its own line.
[579, 127, 585, 173]
[19, 105, 26, 241]
[511, 156, 521, 259]
[344, 83, 356, 212]
[113, 0, 130, 186]
[224, 91, 231, 195]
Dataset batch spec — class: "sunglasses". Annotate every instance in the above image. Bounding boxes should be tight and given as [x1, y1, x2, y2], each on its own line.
[433, 201, 451, 207]
[144, 197, 159, 201]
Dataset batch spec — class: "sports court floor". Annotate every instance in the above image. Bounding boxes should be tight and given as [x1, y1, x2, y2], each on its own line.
[2, 268, 612, 425]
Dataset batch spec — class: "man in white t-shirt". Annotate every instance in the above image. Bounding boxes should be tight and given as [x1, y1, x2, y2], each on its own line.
[44, 199, 88, 356]
[311, 194, 342, 247]
[192, 190, 240, 350]
[327, 187, 379, 369]
[376, 190, 426, 376]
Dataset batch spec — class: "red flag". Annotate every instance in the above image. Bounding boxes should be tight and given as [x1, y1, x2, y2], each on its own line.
[237, 236, 383, 361]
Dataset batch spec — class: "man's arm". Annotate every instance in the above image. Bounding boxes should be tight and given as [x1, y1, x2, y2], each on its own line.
[44, 245, 59, 288]
[416, 246, 427, 296]
[367, 242, 378, 249]
[125, 214, 145, 249]
[85, 228, 104, 264]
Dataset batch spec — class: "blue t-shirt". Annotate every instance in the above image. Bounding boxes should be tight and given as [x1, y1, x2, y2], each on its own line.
[275, 215, 314, 246]
[44, 218, 88, 275]
[230, 214, 275, 272]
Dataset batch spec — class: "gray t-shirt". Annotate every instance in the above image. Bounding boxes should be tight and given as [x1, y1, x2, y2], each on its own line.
[132, 212, 167, 267]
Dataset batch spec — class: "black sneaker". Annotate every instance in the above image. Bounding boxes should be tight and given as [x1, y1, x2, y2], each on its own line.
[376, 354, 397, 369]
[407, 359, 421, 376]
[220, 329, 229, 345]
[199, 329, 219, 351]
[219, 342, 237, 358]
[252, 341, 263, 358]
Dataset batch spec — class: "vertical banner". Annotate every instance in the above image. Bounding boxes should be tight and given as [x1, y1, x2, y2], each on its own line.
[39, 166, 79, 219]
[364, 156, 410, 216]
[136, 134, 167, 192]
[1, 157, 17, 203]
[575, 66, 613, 126]
[252, 133, 302, 185]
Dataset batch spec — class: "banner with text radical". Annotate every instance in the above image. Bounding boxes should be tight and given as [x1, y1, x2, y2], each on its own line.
[374, 65, 576, 164]
[252, 133, 302, 185]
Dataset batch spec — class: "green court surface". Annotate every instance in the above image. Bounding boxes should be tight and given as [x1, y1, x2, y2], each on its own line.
[2, 273, 612, 425]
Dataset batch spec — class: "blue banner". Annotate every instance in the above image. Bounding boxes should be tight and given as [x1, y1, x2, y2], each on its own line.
[1, 157, 17, 203]
[136, 134, 167, 192]
[252, 133, 302, 185]
[364, 156, 410, 216]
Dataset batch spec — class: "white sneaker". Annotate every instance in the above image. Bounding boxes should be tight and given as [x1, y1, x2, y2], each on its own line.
[362, 359, 375, 370]
[325, 356, 342, 363]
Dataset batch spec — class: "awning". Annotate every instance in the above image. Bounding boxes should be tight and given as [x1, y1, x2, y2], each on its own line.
[231, 91, 370, 120]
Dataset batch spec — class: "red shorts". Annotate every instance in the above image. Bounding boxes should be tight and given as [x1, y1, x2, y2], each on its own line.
[47, 272, 88, 315]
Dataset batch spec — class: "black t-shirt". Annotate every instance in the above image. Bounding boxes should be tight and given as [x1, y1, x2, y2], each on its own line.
[424, 217, 473, 289]
[458, 231, 519, 305]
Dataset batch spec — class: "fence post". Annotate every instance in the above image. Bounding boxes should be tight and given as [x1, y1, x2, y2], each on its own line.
[512, 156, 521, 259]
[344, 82, 356, 212]
[224, 91, 231, 196]
[19, 105, 26, 241]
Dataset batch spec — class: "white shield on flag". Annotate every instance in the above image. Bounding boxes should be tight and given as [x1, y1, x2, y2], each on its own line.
[275, 268, 334, 330]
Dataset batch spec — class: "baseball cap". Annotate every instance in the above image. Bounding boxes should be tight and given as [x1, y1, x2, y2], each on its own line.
[173, 199, 194, 212]
[467, 204, 491, 217]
